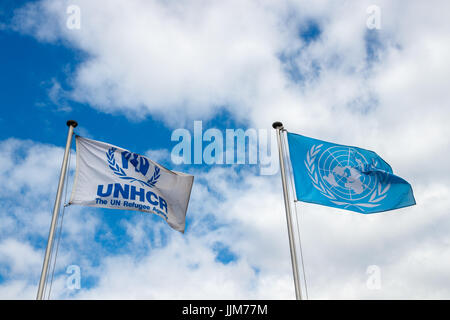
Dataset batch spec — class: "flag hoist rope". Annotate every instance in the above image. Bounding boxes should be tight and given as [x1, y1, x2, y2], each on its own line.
[282, 127, 309, 300]
[45, 142, 72, 299]
[273, 121, 302, 300]
[293, 201, 309, 300]
[37, 120, 78, 300]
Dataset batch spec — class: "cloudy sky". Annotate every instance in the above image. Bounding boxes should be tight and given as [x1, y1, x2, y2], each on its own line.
[0, 0, 449, 299]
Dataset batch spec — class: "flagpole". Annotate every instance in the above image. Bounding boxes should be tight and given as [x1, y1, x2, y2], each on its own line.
[273, 121, 302, 300]
[37, 120, 78, 300]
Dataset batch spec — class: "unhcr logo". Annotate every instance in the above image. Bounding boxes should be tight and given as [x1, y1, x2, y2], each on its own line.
[170, 121, 279, 175]
[106, 147, 160, 187]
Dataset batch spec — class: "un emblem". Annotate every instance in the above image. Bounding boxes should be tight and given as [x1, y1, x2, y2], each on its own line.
[305, 144, 390, 211]
[106, 147, 160, 188]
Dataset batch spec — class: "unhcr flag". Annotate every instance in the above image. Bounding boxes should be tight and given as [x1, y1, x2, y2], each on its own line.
[69, 136, 194, 232]
[286, 132, 415, 213]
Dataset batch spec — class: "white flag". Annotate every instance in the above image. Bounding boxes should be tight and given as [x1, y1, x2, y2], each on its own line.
[69, 136, 194, 233]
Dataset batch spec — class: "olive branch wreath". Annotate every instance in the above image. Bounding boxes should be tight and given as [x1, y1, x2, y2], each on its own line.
[106, 147, 160, 188]
[304, 144, 391, 211]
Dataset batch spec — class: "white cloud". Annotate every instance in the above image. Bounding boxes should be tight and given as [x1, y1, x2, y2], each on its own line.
[0, 239, 42, 275]
[13, 0, 295, 125]
[145, 148, 171, 167]
[0, 139, 102, 298]
[0, 280, 37, 300]
[12, 1, 450, 174]
[1, 136, 450, 299]
[0, 138, 295, 299]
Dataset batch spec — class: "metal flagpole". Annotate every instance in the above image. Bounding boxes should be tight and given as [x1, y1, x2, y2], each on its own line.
[272, 121, 302, 300]
[37, 120, 78, 300]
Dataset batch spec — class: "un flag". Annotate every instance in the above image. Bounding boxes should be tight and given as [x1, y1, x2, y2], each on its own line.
[286, 132, 416, 213]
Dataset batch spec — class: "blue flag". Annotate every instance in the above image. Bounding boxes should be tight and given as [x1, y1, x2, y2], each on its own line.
[286, 132, 415, 213]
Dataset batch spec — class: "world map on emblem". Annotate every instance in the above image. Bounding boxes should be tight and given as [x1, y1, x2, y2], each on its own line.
[317, 146, 377, 201]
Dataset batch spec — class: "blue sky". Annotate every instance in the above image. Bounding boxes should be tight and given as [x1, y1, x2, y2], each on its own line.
[1, 0, 450, 299]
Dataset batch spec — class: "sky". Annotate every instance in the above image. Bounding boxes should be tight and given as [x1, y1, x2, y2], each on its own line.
[0, 0, 449, 299]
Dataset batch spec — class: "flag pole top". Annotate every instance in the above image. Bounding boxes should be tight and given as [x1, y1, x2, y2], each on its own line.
[67, 120, 78, 128]
[272, 121, 283, 130]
